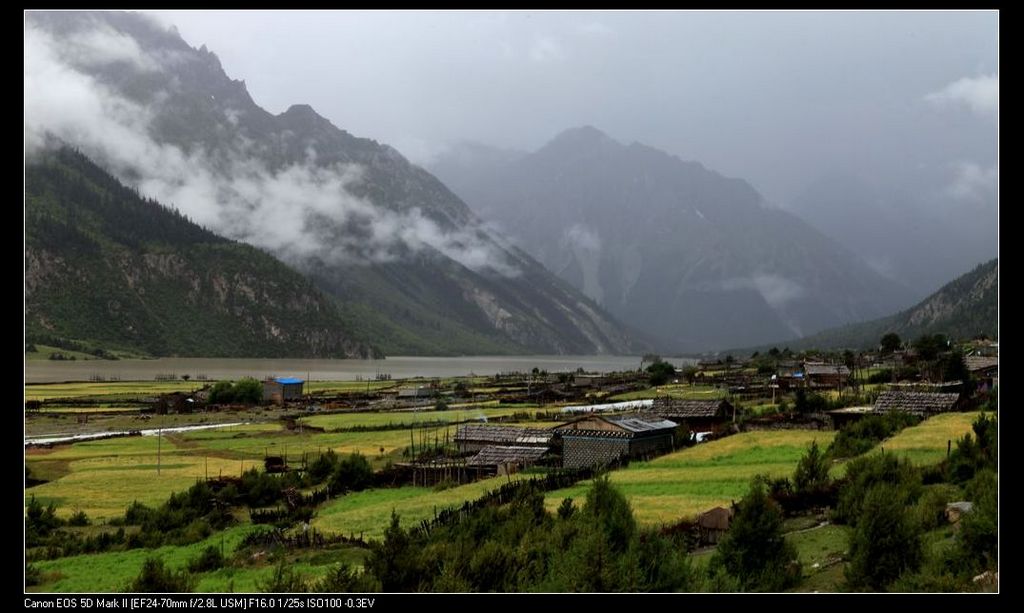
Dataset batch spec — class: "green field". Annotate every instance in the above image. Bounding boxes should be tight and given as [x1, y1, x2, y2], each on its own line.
[25, 381, 204, 401]
[299, 406, 554, 430]
[28, 524, 368, 593]
[544, 430, 836, 526]
[311, 474, 527, 540]
[27, 435, 264, 520]
[608, 384, 725, 402]
[867, 411, 983, 466]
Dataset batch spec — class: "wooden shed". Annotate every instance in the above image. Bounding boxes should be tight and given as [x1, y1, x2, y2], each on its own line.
[466, 445, 549, 475]
[697, 506, 734, 544]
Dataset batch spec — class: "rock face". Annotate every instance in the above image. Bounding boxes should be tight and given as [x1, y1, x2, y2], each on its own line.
[25, 11, 641, 356]
[26, 147, 379, 358]
[429, 128, 917, 352]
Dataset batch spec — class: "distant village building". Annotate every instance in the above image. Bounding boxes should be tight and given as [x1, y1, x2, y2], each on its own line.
[570, 374, 607, 389]
[554, 414, 677, 469]
[965, 356, 999, 391]
[397, 386, 434, 399]
[647, 397, 735, 431]
[154, 391, 195, 414]
[262, 377, 304, 405]
[872, 390, 961, 416]
[802, 362, 850, 389]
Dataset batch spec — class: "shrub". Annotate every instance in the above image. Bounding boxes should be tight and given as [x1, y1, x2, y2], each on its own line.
[256, 560, 307, 593]
[793, 440, 830, 494]
[709, 479, 800, 591]
[188, 545, 225, 573]
[126, 558, 196, 593]
[845, 483, 923, 591]
[67, 510, 91, 527]
[833, 452, 921, 526]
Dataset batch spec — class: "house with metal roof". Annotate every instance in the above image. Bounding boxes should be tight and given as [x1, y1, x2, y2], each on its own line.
[554, 414, 678, 469]
[262, 377, 305, 404]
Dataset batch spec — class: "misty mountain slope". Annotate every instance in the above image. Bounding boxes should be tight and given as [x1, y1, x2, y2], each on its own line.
[429, 127, 917, 352]
[26, 146, 379, 358]
[789, 173, 998, 297]
[25, 11, 640, 356]
[765, 258, 998, 351]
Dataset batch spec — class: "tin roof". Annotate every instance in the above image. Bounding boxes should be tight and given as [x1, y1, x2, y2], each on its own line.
[275, 377, 304, 385]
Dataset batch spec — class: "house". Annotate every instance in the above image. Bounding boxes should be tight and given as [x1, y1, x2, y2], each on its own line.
[397, 386, 434, 399]
[154, 391, 195, 414]
[570, 374, 607, 388]
[466, 445, 549, 475]
[646, 397, 735, 431]
[262, 377, 304, 405]
[872, 390, 961, 416]
[455, 424, 554, 454]
[966, 356, 998, 391]
[554, 414, 677, 469]
[803, 362, 850, 389]
[697, 506, 734, 544]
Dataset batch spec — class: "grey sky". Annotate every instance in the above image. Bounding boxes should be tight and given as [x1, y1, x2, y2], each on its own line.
[142, 9, 997, 208]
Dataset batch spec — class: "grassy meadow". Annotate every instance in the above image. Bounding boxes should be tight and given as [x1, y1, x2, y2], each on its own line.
[544, 430, 836, 526]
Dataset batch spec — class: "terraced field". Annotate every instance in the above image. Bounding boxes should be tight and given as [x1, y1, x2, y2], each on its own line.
[543, 430, 837, 526]
[866, 411, 984, 465]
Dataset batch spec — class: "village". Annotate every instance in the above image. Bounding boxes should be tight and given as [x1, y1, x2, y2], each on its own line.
[25, 334, 999, 593]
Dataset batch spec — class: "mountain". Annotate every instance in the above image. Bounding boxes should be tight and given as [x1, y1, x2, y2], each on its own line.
[25, 11, 640, 356]
[428, 127, 917, 352]
[26, 146, 379, 359]
[773, 259, 998, 351]
[787, 173, 998, 297]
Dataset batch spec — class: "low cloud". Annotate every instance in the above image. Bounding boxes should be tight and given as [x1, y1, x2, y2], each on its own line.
[925, 74, 998, 117]
[944, 161, 997, 205]
[564, 223, 601, 253]
[721, 274, 806, 309]
[25, 19, 520, 278]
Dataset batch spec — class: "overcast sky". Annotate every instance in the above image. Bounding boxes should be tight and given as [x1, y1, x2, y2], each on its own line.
[138, 10, 997, 207]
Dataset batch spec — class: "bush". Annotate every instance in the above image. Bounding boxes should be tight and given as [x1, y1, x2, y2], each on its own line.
[126, 558, 196, 593]
[67, 510, 91, 527]
[845, 483, 923, 591]
[793, 440, 830, 494]
[256, 560, 308, 593]
[833, 453, 921, 526]
[914, 484, 960, 532]
[233, 378, 263, 405]
[187, 545, 225, 573]
[647, 361, 676, 386]
[208, 381, 235, 404]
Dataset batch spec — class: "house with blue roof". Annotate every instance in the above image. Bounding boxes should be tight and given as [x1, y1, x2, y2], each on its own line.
[262, 377, 305, 404]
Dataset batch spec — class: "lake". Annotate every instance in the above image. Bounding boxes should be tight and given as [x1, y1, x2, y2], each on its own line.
[25, 355, 698, 383]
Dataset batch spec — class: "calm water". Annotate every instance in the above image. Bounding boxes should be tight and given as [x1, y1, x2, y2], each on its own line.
[25, 355, 697, 384]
